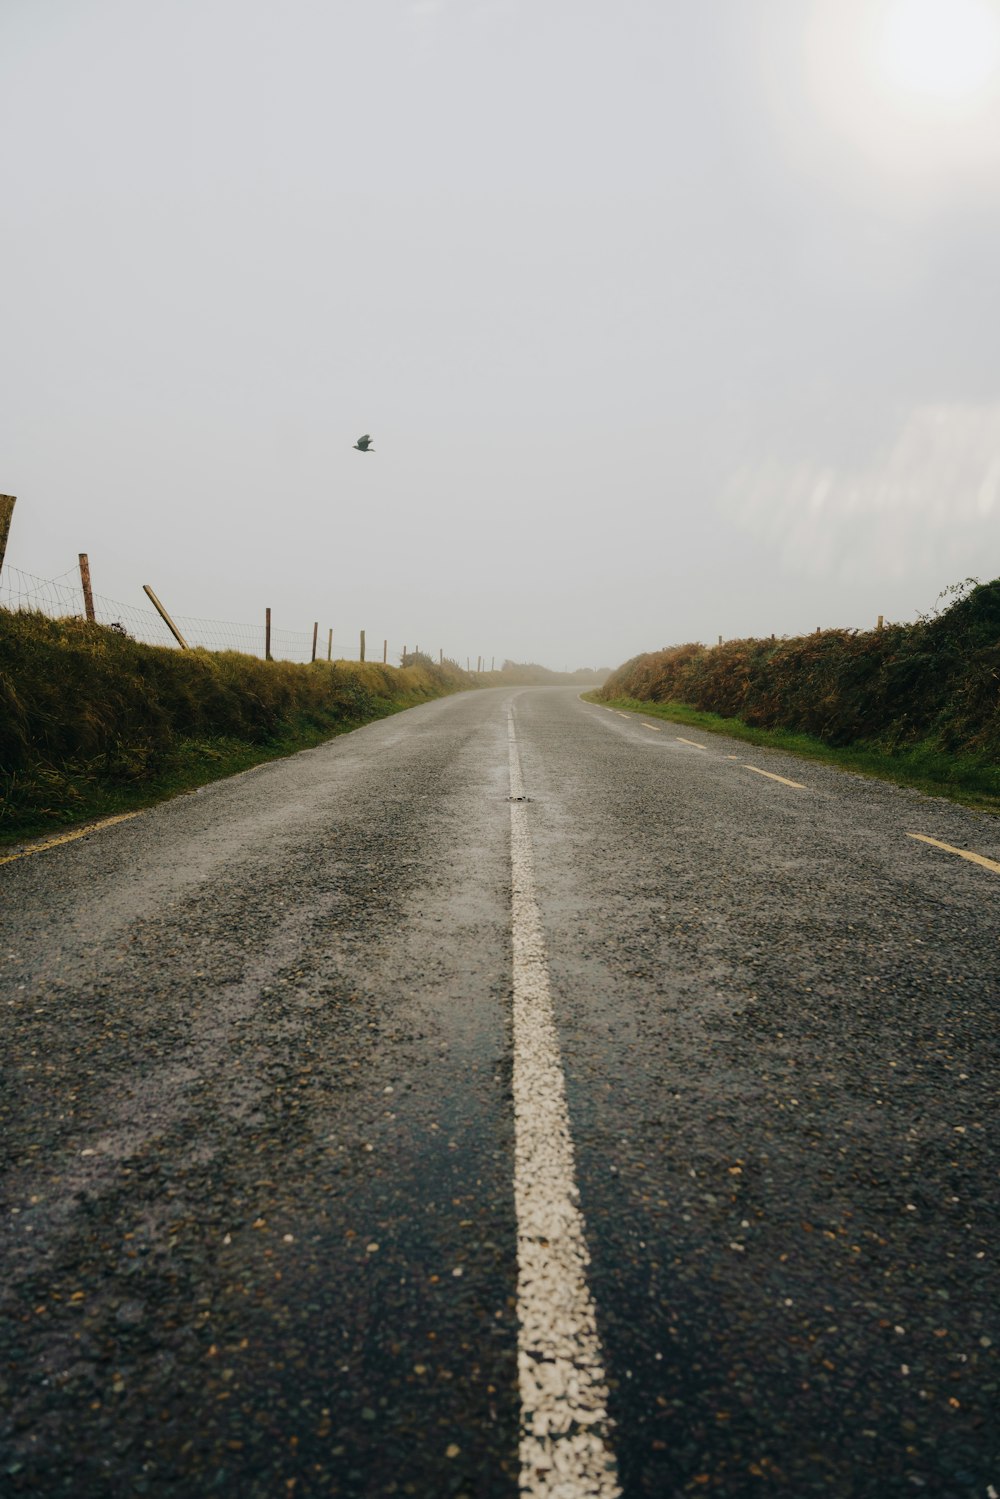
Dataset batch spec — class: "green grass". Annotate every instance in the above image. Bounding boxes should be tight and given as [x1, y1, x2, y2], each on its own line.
[0, 609, 476, 846]
[0, 693, 433, 848]
[585, 694, 1000, 814]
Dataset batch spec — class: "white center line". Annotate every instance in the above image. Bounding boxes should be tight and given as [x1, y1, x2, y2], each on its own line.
[675, 737, 706, 750]
[508, 710, 621, 1499]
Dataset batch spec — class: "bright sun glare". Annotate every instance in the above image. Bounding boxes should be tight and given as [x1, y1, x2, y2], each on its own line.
[872, 0, 1000, 105]
[801, 0, 1000, 181]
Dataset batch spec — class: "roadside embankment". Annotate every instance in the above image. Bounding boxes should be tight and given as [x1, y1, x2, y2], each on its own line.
[0, 613, 473, 840]
[597, 579, 1000, 810]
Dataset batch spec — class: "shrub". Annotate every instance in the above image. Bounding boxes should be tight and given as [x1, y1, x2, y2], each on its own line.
[599, 579, 1000, 759]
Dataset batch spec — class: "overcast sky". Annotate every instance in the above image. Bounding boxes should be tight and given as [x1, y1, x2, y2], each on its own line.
[3, 0, 1000, 668]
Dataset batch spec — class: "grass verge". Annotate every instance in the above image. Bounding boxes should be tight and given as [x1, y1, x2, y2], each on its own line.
[585, 694, 1000, 814]
[0, 694, 431, 849]
[0, 608, 477, 846]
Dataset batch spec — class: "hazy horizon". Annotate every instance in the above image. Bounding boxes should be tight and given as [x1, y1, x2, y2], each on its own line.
[3, 0, 999, 671]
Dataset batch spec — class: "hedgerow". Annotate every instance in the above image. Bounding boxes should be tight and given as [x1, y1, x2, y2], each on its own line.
[600, 579, 1000, 759]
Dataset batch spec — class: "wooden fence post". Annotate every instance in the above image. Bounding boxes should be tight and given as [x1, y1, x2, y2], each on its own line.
[265, 607, 272, 660]
[877, 615, 884, 631]
[383, 639, 387, 663]
[491, 656, 494, 671]
[327, 629, 333, 661]
[439, 649, 443, 666]
[360, 629, 366, 662]
[311, 621, 318, 662]
[0, 495, 15, 573]
[143, 585, 189, 648]
[78, 553, 96, 622]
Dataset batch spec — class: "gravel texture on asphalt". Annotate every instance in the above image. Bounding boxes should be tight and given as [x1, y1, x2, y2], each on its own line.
[1, 687, 997, 1497]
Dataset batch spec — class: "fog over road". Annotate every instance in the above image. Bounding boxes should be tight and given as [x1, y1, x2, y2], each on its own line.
[2, 688, 998, 1498]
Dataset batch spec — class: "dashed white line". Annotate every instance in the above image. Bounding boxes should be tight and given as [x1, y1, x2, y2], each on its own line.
[508, 711, 621, 1498]
[674, 737, 706, 750]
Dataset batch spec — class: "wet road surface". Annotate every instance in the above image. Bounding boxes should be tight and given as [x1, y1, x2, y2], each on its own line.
[1, 687, 998, 1497]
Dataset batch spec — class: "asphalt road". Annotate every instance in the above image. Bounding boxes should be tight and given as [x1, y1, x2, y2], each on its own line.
[1, 687, 998, 1498]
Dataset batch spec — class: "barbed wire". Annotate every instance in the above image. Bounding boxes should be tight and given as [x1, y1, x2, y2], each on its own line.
[0, 560, 478, 667]
[0, 562, 322, 662]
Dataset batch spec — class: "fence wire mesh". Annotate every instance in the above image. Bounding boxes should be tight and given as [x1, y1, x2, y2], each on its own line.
[0, 563, 320, 662]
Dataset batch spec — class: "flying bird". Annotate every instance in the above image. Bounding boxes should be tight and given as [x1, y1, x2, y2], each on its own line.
[354, 434, 374, 452]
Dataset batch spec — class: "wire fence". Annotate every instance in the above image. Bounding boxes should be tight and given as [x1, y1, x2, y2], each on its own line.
[0, 562, 319, 662]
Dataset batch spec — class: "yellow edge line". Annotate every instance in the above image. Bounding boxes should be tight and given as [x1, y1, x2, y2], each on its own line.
[641, 723, 662, 732]
[743, 765, 806, 790]
[676, 737, 707, 750]
[906, 832, 1000, 876]
[0, 812, 141, 868]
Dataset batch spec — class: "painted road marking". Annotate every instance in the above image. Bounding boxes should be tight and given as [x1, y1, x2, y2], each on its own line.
[507, 712, 620, 1498]
[743, 765, 806, 790]
[615, 712, 630, 719]
[906, 833, 1000, 877]
[675, 736, 707, 750]
[641, 722, 661, 732]
[0, 813, 141, 868]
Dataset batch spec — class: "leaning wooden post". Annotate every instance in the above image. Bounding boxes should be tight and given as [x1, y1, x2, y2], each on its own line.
[143, 585, 189, 648]
[311, 621, 318, 662]
[327, 628, 333, 661]
[78, 553, 96, 622]
[359, 629, 366, 662]
[0, 495, 15, 573]
[265, 607, 272, 660]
